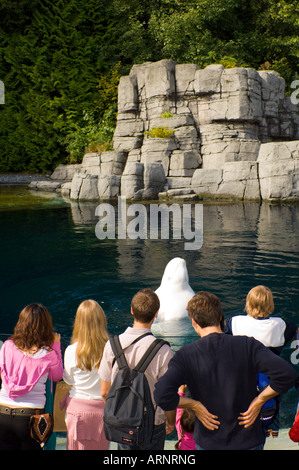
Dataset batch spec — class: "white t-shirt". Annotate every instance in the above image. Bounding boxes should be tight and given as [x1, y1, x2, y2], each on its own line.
[63, 342, 103, 400]
[231, 315, 286, 347]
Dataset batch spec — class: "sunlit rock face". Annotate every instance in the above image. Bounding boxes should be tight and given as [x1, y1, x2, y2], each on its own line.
[36, 60, 299, 202]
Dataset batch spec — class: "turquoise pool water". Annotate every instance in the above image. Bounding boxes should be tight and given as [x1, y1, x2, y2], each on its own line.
[0, 185, 298, 427]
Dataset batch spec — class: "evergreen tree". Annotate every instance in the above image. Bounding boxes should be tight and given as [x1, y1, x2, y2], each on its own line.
[0, 0, 298, 173]
[0, 0, 119, 172]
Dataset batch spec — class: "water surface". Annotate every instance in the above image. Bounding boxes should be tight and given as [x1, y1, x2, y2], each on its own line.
[0, 186, 298, 427]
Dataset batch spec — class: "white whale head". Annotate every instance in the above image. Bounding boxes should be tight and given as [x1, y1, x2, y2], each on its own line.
[154, 257, 195, 323]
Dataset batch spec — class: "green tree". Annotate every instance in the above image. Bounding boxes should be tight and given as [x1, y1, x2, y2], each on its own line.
[252, 0, 299, 87]
[0, 0, 120, 172]
[65, 63, 121, 163]
[147, 0, 299, 77]
[0, 0, 298, 173]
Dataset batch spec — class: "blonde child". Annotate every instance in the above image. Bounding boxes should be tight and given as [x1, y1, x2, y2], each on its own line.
[225, 285, 296, 354]
[225, 285, 296, 437]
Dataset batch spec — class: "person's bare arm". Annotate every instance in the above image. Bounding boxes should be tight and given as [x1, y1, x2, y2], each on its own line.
[238, 385, 279, 428]
[179, 396, 220, 431]
[164, 396, 220, 432]
[101, 380, 111, 403]
[165, 410, 176, 434]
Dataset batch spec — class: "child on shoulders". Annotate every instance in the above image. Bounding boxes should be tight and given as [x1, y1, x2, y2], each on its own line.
[225, 285, 296, 437]
[225, 285, 296, 355]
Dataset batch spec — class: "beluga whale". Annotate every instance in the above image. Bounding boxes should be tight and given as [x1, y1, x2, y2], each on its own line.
[152, 257, 195, 340]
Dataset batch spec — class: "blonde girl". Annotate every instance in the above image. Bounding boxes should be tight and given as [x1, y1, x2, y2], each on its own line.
[62, 300, 109, 450]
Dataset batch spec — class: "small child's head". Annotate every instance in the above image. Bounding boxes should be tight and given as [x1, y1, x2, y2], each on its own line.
[175, 408, 195, 449]
[180, 408, 195, 434]
[245, 285, 274, 319]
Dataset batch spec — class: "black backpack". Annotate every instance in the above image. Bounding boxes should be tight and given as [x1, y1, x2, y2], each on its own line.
[103, 333, 169, 447]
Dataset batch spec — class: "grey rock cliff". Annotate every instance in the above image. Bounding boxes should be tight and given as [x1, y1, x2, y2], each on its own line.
[37, 60, 299, 201]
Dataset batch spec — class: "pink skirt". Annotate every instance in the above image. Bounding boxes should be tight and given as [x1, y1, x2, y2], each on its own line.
[64, 396, 109, 450]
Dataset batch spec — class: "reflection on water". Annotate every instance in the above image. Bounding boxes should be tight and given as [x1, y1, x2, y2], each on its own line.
[0, 186, 298, 426]
[152, 317, 196, 352]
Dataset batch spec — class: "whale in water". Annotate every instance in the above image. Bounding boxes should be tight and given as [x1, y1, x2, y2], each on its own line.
[154, 257, 195, 323]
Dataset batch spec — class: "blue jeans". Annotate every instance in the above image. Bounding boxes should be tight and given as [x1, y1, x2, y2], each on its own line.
[196, 443, 264, 450]
[117, 423, 166, 451]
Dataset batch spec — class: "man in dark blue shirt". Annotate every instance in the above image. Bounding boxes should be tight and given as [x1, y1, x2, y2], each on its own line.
[154, 291, 297, 450]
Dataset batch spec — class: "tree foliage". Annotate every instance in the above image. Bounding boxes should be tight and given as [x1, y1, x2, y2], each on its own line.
[0, 0, 120, 172]
[0, 0, 298, 173]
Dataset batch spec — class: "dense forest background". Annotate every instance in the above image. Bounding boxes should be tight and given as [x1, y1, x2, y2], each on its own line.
[0, 0, 298, 173]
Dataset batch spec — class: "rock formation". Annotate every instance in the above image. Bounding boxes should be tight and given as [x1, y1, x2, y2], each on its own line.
[29, 60, 299, 201]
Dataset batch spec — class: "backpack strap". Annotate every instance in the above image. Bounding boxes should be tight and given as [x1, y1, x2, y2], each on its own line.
[110, 332, 153, 369]
[134, 338, 169, 373]
[109, 335, 128, 369]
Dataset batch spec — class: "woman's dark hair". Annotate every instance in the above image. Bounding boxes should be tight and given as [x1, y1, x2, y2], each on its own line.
[10, 303, 55, 351]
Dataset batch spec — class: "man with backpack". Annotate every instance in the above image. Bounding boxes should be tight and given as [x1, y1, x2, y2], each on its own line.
[99, 288, 174, 450]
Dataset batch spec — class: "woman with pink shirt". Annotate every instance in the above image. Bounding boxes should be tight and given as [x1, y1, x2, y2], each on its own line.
[0, 303, 63, 450]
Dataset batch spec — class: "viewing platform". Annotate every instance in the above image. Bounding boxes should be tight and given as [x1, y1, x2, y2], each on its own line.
[55, 429, 298, 450]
